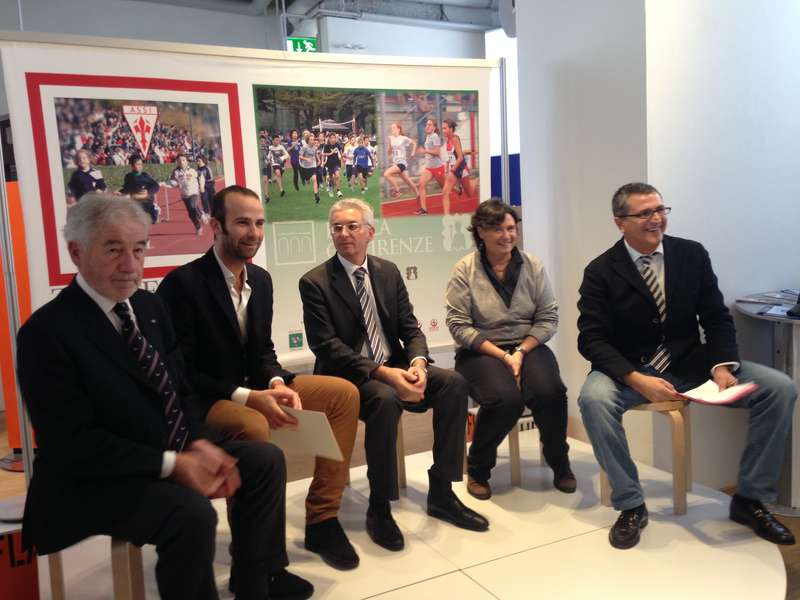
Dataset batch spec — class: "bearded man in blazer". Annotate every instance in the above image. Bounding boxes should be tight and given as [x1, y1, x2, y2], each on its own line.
[577, 182, 797, 550]
[16, 195, 312, 600]
[299, 198, 488, 553]
[157, 185, 360, 571]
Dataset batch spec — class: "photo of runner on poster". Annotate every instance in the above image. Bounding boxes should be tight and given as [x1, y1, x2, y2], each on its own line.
[252, 85, 479, 222]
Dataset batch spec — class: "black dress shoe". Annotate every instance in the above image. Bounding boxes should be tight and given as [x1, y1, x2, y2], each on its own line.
[427, 492, 489, 532]
[553, 467, 577, 494]
[730, 494, 796, 545]
[267, 569, 314, 600]
[609, 504, 648, 549]
[366, 508, 405, 551]
[305, 517, 360, 570]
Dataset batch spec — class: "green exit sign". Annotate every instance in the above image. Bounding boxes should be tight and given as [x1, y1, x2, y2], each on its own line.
[287, 37, 318, 53]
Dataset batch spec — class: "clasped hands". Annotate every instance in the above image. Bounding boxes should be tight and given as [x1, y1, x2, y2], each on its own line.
[172, 439, 241, 499]
[375, 362, 428, 403]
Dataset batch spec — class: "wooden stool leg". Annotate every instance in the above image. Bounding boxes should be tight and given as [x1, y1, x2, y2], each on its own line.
[669, 410, 688, 515]
[463, 424, 469, 476]
[682, 405, 693, 492]
[111, 539, 145, 600]
[48, 552, 66, 600]
[600, 470, 612, 507]
[396, 419, 407, 489]
[509, 425, 521, 486]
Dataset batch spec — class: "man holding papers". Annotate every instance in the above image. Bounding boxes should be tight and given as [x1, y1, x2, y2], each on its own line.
[158, 185, 361, 571]
[577, 182, 797, 549]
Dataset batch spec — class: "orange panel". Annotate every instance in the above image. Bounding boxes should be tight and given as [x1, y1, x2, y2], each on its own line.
[1, 182, 33, 449]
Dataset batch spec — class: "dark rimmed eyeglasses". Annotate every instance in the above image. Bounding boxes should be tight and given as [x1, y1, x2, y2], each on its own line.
[619, 206, 672, 220]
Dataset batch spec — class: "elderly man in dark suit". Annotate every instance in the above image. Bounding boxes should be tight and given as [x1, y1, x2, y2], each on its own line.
[577, 182, 797, 550]
[157, 185, 360, 571]
[299, 198, 488, 553]
[16, 195, 312, 600]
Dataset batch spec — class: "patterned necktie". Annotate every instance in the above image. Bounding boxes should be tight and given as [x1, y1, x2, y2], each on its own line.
[353, 267, 386, 365]
[638, 255, 671, 372]
[112, 303, 188, 451]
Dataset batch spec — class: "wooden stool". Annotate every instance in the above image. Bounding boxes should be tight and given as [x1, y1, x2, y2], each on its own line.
[599, 400, 692, 515]
[48, 538, 144, 600]
[464, 407, 545, 486]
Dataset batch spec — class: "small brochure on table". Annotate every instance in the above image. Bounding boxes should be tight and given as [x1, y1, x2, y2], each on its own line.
[678, 380, 758, 405]
[268, 407, 344, 461]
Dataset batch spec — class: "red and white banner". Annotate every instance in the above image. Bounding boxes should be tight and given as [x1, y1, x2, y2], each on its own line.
[123, 104, 158, 158]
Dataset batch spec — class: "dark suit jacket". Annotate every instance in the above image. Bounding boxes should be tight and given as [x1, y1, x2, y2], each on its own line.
[299, 254, 430, 386]
[16, 280, 203, 553]
[156, 249, 293, 415]
[577, 235, 739, 383]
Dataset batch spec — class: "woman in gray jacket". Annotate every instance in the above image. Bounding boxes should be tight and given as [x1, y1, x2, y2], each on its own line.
[446, 199, 574, 500]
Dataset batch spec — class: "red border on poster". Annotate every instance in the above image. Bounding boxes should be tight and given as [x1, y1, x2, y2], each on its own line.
[24, 73, 245, 286]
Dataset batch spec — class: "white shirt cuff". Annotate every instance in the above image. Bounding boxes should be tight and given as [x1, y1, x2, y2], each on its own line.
[160, 451, 177, 478]
[268, 376, 285, 389]
[232, 387, 251, 405]
[710, 361, 741, 377]
[409, 356, 428, 368]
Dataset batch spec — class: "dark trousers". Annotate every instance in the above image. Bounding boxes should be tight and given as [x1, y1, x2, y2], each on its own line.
[292, 162, 300, 190]
[358, 365, 468, 503]
[97, 441, 287, 600]
[456, 345, 570, 482]
[181, 194, 202, 230]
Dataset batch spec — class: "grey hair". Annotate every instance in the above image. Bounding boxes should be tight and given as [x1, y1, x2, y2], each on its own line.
[611, 182, 662, 217]
[329, 198, 375, 228]
[63, 194, 151, 249]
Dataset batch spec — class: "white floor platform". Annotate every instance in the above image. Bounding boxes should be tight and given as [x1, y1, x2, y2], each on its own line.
[34, 436, 786, 599]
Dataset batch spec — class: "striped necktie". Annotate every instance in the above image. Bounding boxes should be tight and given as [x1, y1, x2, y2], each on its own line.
[354, 267, 386, 365]
[638, 255, 671, 372]
[112, 303, 188, 451]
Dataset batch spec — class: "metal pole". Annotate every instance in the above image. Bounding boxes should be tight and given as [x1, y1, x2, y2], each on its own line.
[0, 122, 35, 488]
[499, 57, 510, 205]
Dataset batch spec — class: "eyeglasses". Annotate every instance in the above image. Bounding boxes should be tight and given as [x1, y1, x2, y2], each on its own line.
[620, 206, 672, 220]
[330, 222, 365, 234]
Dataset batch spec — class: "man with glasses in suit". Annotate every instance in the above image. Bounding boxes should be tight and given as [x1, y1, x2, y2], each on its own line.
[577, 182, 797, 550]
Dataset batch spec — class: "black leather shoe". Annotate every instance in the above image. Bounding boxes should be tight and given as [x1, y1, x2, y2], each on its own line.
[609, 504, 648, 549]
[427, 492, 489, 532]
[305, 517, 360, 570]
[267, 569, 314, 600]
[730, 494, 796, 545]
[366, 508, 405, 551]
[553, 467, 577, 494]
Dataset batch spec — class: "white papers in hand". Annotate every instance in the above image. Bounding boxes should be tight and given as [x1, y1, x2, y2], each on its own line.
[268, 407, 344, 461]
[678, 380, 758, 405]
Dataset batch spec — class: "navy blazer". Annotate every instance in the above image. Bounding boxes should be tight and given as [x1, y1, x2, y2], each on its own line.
[157, 249, 293, 414]
[16, 280, 203, 553]
[577, 235, 739, 383]
[299, 254, 430, 386]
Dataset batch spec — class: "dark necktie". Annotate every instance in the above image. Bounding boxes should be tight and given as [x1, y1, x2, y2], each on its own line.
[638, 255, 671, 372]
[353, 267, 386, 365]
[112, 303, 188, 451]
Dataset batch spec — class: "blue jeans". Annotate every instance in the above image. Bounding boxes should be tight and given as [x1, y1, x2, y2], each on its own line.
[578, 361, 796, 511]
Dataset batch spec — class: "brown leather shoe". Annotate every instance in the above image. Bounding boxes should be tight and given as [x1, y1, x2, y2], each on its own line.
[467, 476, 492, 500]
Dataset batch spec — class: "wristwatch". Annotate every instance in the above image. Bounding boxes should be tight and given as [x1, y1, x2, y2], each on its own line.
[513, 345, 527, 355]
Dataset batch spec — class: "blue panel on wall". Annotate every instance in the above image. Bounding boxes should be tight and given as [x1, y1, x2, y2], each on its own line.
[489, 153, 521, 206]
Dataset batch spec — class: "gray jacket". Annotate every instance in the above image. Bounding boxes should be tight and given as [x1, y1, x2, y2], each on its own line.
[445, 250, 558, 351]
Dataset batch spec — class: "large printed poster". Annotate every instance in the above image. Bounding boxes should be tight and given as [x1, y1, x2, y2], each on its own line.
[252, 84, 480, 355]
[25, 73, 244, 286]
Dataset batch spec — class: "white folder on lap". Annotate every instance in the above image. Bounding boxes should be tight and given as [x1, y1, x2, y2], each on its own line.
[268, 407, 344, 461]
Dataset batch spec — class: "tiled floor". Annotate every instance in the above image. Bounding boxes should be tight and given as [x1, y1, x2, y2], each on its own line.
[29, 435, 786, 599]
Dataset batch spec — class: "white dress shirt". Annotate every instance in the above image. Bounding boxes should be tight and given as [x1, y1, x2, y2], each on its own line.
[75, 274, 176, 478]
[212, 249, 285, 405]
